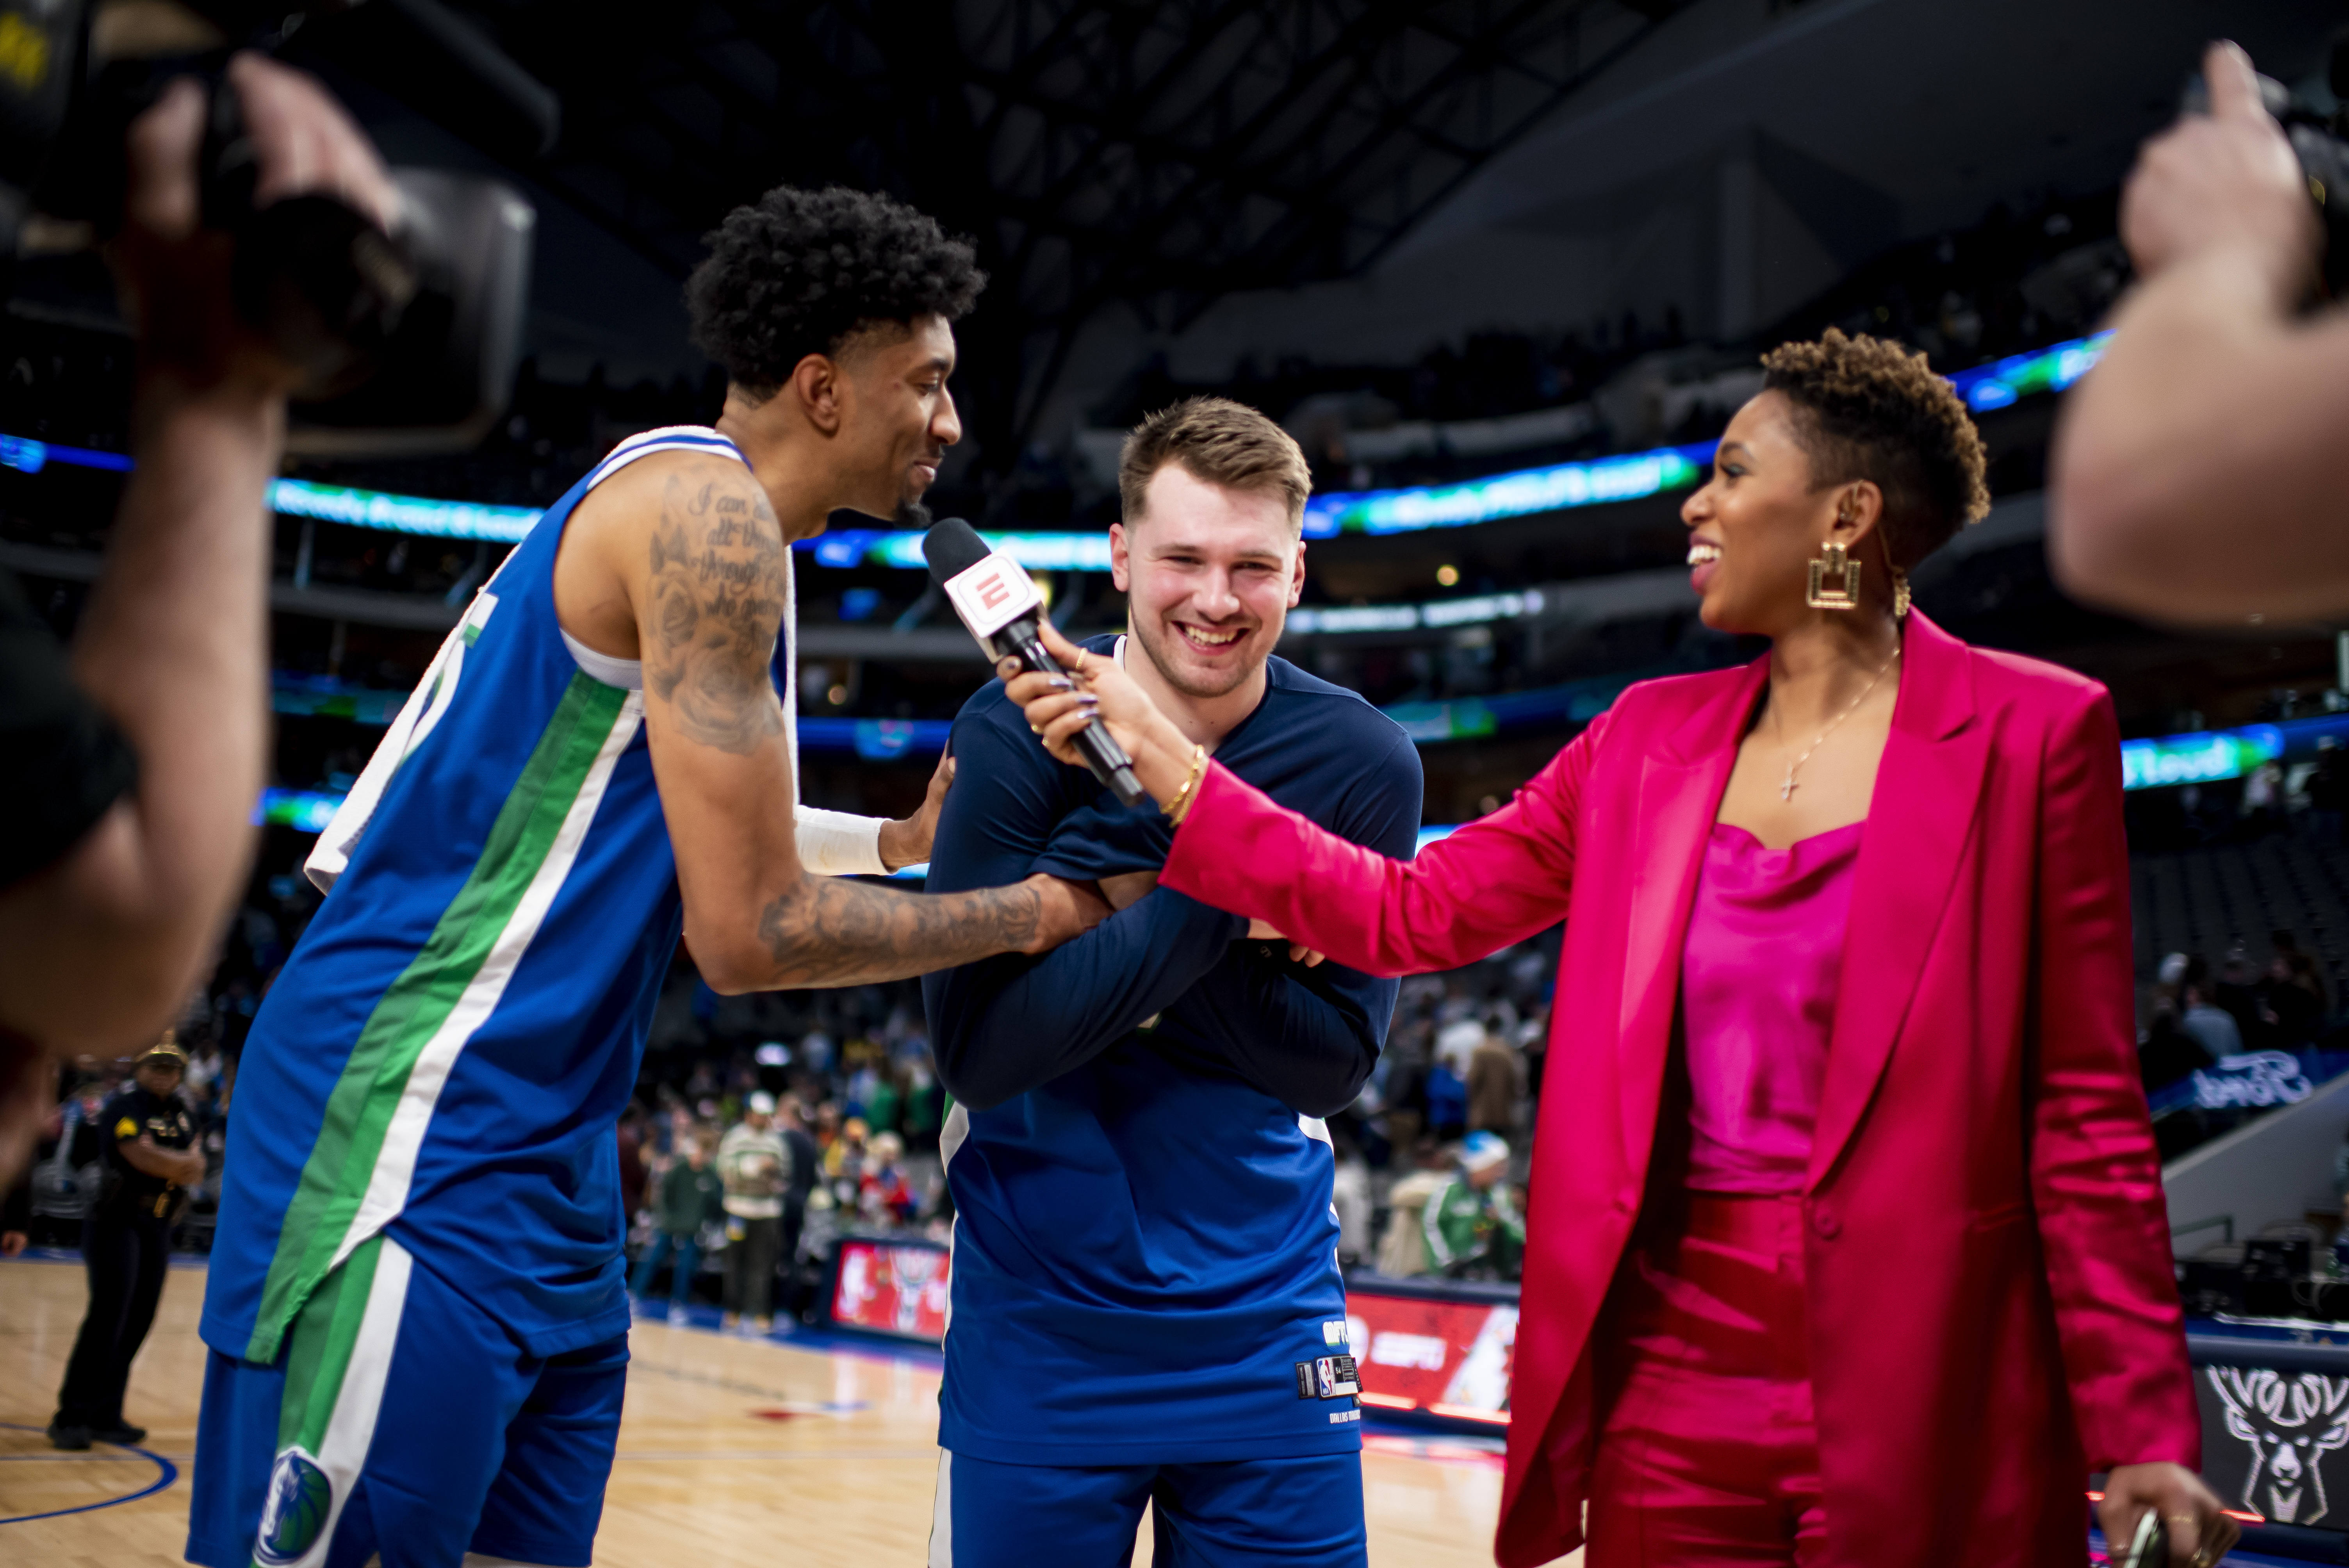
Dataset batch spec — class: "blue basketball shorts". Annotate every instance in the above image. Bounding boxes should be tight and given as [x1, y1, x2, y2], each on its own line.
[927, 1448, 1367, 1568]
[186, 1233, 627, 1568]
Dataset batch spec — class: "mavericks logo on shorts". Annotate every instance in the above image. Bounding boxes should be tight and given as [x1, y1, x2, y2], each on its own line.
[253, 1446, 332, 1566]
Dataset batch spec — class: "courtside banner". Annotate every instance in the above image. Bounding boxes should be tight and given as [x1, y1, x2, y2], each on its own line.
[828, 1237, 951, 1342]
[941, 553, 1043, 643]
[1345, 1280, 1516, 1426]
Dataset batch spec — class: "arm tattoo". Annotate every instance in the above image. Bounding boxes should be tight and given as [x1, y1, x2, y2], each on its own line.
[644, 472, 788, 755]
[755, 876, 1042, 988]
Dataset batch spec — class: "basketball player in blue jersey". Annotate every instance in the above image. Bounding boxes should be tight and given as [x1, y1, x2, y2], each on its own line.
[187, 187, 1108, 1568]
[920, 398, 1423, 1566]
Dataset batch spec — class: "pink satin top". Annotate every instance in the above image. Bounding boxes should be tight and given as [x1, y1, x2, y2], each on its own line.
[1679, 820, 1865, 1194]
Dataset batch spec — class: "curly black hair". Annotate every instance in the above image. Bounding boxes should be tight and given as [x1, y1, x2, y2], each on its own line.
[1760, 328, 1991, 570]
[686, 185, 987, 397]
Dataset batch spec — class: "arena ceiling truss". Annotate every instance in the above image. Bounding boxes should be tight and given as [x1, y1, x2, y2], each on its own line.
[284, 0, 1695, 462]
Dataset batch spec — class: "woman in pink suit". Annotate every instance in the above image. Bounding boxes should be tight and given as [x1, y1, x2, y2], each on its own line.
[1007, 331, 2231, 1568]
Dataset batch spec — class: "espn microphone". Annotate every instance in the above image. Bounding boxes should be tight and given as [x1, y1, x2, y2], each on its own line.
[923, 517, 1150, 808]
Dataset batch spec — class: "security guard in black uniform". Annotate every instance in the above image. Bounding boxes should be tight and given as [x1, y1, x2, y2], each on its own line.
[48, 1033, 203, 1449]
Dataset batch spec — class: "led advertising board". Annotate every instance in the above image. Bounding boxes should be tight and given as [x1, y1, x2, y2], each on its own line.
[828, 1238, 951, 1343]
[1343, 1284, 1515, 1426]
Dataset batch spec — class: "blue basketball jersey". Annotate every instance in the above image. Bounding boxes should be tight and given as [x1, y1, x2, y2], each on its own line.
[923, 644, 1424, 1465]
[203, 427, 759, 1365]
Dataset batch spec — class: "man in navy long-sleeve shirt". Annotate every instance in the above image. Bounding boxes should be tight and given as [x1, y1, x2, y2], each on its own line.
[920, 399, 1421, 1567]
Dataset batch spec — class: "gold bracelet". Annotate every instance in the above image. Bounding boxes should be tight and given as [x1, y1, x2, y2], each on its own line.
[1165, 743, 1208, 825]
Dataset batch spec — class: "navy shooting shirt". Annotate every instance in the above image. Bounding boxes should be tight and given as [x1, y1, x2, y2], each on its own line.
[922, 635, 1422, 1465]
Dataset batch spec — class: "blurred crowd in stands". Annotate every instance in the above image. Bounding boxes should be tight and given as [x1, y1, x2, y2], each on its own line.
[1089, 188, 2124, 497]
[2126, 741, 2349, 854]
[616, 920, 1560, 1313]
[1, 181, 2124, 587]
[2141, 942, 2333, 1094]
[0, 162, 2258, 1306]
[33, 763, 2349, 1295]
[4, 834, 1557, 1294]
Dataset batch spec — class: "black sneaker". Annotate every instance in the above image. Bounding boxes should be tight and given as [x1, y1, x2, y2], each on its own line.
[46, 1422, 90, 1451]
[91, 1423, 146, 1445]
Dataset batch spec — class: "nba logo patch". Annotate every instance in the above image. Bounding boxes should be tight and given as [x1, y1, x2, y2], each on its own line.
[1314, 1355, 1360, 1399]
[1297, 1355, 1361, 1400]
[253, 1446, 333, 1566]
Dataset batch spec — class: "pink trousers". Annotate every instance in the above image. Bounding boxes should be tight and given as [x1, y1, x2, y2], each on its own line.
[1587, 1191, 1827, 1566]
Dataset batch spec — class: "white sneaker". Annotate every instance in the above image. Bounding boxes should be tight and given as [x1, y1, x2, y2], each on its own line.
[667, 1306, 689, 1326]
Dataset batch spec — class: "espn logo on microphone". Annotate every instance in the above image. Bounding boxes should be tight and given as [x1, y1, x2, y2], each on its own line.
[943, 552, 1044, 642]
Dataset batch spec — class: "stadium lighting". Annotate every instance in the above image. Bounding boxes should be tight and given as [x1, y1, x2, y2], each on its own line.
[1301, 442, 1716, 539]
[3, 331, 2116, 565]
[2118, 724, 2283, 791]
[256, 787, 344, 833]
[1945, 330, 2112, 413]
[1287, 590, 1545, 636]
[1293, 329, 2114, 539]
[267, 478, 543, 542]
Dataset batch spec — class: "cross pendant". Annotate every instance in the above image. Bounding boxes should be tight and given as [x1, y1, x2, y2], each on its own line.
[1780, 772, 1797, 801]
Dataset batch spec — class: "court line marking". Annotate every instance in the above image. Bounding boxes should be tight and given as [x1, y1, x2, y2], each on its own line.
[626, 1357, 872, 1409]
[613, 1448, 943, 1463]
[0, 1421, 179, 1525]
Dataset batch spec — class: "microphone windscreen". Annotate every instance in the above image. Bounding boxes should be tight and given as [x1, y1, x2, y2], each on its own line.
[921, 517, 991, 586]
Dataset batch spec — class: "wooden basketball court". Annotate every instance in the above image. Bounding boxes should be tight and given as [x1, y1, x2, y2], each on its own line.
[2, 1254, 1520, 1566]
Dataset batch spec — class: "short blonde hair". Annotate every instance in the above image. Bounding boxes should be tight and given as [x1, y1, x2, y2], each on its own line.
[1118, 396, 1311, 529]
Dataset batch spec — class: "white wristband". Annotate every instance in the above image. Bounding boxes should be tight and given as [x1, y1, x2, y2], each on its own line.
[794, 806, 888, 877]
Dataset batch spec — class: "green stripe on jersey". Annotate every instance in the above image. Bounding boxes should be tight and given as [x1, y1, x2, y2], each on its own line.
[245, 674, 629, 1362]
[276, 1233, 383, 1454]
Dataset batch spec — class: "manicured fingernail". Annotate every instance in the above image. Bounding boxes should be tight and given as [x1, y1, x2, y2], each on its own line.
[1045, 676, 1074, 691]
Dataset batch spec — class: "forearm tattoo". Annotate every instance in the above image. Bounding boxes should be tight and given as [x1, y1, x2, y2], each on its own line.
[645, 473, 788, 755]
[644, 469, 1048, 984]
[755, 877, 1043, 987]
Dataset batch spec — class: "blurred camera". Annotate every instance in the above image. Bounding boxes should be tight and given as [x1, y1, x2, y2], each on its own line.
[0, 0, 538, 455]
[2185, 34, 2349, 300]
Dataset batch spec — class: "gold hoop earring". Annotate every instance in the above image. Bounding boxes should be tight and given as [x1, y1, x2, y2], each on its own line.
[1806, 541, 1862, 611]
[1890, 567, 1912, 621]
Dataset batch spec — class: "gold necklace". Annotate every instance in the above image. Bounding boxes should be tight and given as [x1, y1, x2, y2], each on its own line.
[1777, 645, 1901, 801]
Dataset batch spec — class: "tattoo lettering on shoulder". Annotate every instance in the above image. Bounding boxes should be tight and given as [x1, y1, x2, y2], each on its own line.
[645, 472, 788, 755]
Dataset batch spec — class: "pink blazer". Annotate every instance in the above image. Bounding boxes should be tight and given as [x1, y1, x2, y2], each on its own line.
[1162, 611, 2197, 1568]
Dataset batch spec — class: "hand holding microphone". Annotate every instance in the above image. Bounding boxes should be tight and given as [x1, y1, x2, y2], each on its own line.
[996, 631, 1325, 965]
[924, 517, 1158, 807]
[937, 537, 1327, 964]
[988, 611, 1188, 796]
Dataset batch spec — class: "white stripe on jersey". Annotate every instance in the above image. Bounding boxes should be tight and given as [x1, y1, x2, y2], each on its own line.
[584, 425, 748, 489]
[937, 1104, 971, 1341]
[282, 1238, 414, 1568]
[306, 590, 501, 893]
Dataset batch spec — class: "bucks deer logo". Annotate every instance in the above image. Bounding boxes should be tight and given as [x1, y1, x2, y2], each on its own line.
[2208, 1367, 2349, 1524]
